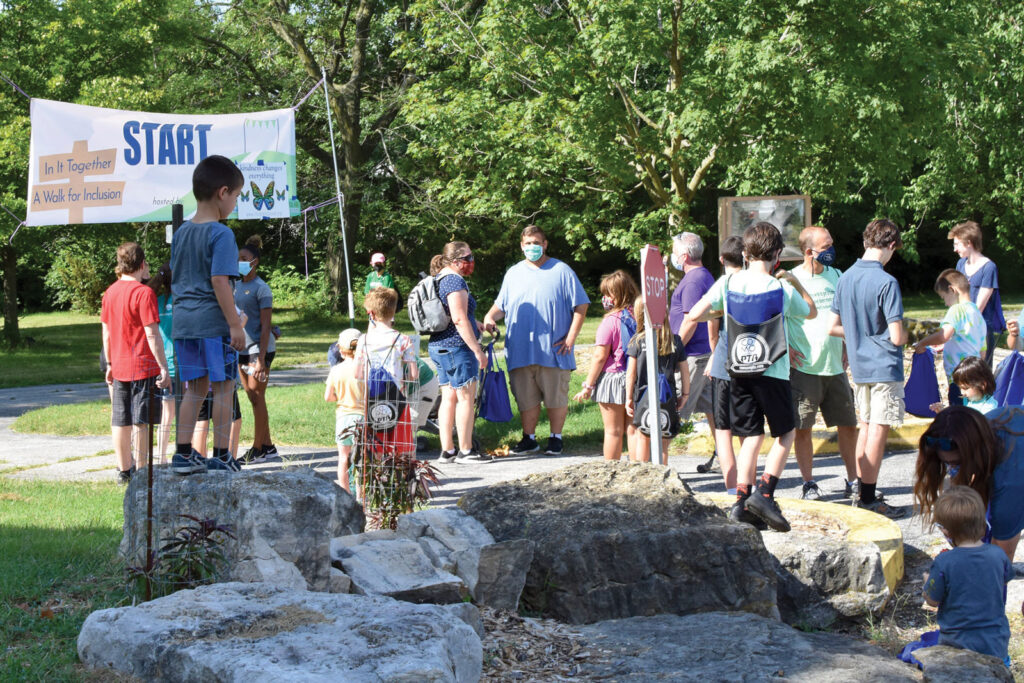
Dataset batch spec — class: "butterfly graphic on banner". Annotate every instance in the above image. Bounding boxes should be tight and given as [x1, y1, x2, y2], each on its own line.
[251, 181, 275, 211]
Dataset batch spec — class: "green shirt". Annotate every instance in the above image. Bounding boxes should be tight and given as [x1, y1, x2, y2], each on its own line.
[786, 264, 844, 377]
[364, 270, 395, 294]
[940, 301, 987, 380]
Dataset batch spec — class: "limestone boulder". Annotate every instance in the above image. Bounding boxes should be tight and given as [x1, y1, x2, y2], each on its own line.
[397, 508, 535, 610]
[332, 536, 467, 604]
[577, 611, 921, 681]
[77, 582, 481, 682]
[121, 468, 364, 592]
[458, 461, 778, 624]
[914, 645, 1013, 682]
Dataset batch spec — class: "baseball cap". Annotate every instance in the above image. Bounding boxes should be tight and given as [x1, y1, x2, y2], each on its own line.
[370, 252, 386, 265]
[338, 328, 361, 350]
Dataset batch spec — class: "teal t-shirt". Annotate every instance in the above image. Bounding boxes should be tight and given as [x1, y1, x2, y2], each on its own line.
[786, 264, 844, 377]
[940, 301, 987, 380]
[966, 394, 998, 414]
[156, 294, 175, 377]
[703, 270, 810, 381]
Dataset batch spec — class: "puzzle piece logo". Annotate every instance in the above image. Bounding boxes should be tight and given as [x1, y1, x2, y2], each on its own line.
[30, 140, 125, 224]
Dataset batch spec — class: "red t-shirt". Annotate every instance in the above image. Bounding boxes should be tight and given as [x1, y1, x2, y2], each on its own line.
[100, 279, 161, 381]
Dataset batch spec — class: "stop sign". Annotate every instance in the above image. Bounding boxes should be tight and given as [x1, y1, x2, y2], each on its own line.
[640, 245, 668, 328]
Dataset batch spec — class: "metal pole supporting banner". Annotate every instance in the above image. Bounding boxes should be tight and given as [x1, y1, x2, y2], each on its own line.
[321, 67, 356, 326]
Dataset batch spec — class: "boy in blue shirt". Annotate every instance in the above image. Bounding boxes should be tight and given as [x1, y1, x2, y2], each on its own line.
[924, 485, 1012, 663]
[170, 155, 246, 474]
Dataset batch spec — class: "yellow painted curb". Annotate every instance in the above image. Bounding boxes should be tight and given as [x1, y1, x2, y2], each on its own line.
[704, 493, 904, 593]
[679, 418, 932, 457]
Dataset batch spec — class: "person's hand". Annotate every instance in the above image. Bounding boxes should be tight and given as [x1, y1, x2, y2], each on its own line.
[229, 323, 246, 351]
[474, 348, 487, 369]
[914, 342, 927, 355]
[554, 336, 575, 355]
[105, 367, 114, 385]
[251, 357, 267, 383]
[157, 368, 171, 390]
[789, 347, 806, 369]
[625, 399, 634, 417]
[676, 393, 688, 411]
[483, 316, 497, 333]
[929, 401, 944, 414]
[1009, 319, 1019, 338]
[703, 366, 711, 378]
[572, 386, 591, 402]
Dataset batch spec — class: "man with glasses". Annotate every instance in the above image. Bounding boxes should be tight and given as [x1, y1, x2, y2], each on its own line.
[786, 226, 859, 501]
[484, 225, 590, 455]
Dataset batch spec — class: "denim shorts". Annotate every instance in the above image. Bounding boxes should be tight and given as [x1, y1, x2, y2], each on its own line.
[428, 344, 479, 390]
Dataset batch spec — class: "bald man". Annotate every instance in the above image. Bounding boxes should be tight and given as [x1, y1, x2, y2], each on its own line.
[786, 226, 859, 500]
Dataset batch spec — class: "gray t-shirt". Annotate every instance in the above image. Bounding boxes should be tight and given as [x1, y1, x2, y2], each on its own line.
[170, 220, 239, 340]
[830, 259, 904, 384]
[234, 276, 275, 354]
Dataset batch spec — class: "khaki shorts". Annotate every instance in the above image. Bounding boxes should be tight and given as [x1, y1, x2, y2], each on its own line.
[679, 353, 713, 420]
[791, 370, 858, 430]
[509, 365, 571, 411]
[854, 381, 905, 427]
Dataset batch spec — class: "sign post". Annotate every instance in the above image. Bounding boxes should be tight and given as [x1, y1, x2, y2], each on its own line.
[640, 245, 668, 466]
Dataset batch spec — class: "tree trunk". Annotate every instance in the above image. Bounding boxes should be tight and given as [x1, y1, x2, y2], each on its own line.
[1, 243, 20, 348]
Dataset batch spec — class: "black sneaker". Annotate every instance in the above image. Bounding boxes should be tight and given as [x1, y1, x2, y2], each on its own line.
[437, 449, 458, 464]
[171, 450, 208, 475]
[801, 481, 821, 501]
[117, 466, 135, 485]
[510, 436, 540, 455]
[260, 444, 281, 461]
[696, 451, 718, 474]
[729, 499, 767, 531]
[855, 498, 906, 519]
[455, 450, 494, 464]
[240, 446, 264, 464]
[544, 436, 563, 456]
[745, 493, 791, 533]
[207, 454, 242, 472]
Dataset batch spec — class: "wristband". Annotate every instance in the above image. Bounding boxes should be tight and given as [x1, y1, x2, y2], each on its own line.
[582, 382, 595, 391]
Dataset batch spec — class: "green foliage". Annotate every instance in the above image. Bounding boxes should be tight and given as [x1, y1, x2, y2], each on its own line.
[354, 452, 440, 531]
[263, 263, 333, 314]
[127, 515, 236, 600]
[43, 249, 109, 314]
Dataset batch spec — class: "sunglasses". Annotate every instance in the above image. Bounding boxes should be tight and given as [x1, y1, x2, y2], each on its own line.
[925, 435, 957, 451]
[454, 254, 474, 263]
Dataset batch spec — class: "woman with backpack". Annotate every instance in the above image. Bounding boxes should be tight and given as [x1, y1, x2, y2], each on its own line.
[427, 242, 490, 464]
[573, 270, 640, 460]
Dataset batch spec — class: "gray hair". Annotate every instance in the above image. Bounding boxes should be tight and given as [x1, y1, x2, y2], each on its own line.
[672, 232, 704, 260]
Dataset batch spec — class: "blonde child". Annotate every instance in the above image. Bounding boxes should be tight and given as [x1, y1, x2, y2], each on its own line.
[325, 328, 364, 492]
[930, 356, 998, 415]
[923, 485, 1012, 664]
[625, 297, 689, 462]
[573, 270, 640, 460]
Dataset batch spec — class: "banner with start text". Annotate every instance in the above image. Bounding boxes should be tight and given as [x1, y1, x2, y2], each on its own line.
[26, 98, 300, 226]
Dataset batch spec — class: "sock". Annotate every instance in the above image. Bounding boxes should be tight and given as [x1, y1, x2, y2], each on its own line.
[860, 481, 877, 504]
[460, 449, 473, 456]
[213, 447, 229, 460]
[444, 448, 456, 455]
[736, 483, 751, 501]
[526, 433, 535, 440]
[727, 487, 737, 496]
[804, 479, 815, 486]
[757, 473, 780, 497]
[176, 443, 192, 456]
[551, 433, 562, 439]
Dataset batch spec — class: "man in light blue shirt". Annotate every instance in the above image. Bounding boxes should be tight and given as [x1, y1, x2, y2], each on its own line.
[484, 225, 589, 456]
[828, 218, 907, 519]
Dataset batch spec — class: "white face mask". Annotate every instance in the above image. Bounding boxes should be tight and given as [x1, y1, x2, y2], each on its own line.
[670, 253, 684, 270]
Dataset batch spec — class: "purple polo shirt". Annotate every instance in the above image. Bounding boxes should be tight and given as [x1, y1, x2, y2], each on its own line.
[669, 265, 715, 356]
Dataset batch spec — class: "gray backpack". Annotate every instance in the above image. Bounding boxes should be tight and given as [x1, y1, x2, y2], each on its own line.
[407, 274, 451, 334]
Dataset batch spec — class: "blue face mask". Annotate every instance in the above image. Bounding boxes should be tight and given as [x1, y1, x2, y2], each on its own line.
[948, 464, 960, 479]
[238, 260, 252, 277]
[814, 246, 836, 266]
[670, 253, 684, 271]
[522, 244, 544, 262]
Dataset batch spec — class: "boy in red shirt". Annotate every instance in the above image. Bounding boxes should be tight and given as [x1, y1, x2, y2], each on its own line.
[100, 242, 170, 483]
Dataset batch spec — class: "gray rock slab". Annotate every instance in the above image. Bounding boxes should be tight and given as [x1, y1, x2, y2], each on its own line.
[578, 612, 921, 681]
[337, 538, 467, 604]
[418, 536, 457, 574]
[397, 508, 494, 551]
[121, 468, 364, 592]
[459, 461, 778, 624]
[914, 644, 1013, 682]
[452, 538, 534, 611]
[77, 582, 482, 682]
[328, 567, 351, 594]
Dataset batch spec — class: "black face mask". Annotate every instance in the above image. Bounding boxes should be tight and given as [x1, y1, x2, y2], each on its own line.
[374, 264, 384, 271]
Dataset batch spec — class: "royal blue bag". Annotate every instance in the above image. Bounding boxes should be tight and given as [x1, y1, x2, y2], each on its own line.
[994, 351, 1024, 406]
[479, 343, 513, 422]
[905, 348, 941, 418]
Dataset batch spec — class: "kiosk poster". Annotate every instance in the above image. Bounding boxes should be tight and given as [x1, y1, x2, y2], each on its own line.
[26, 98, 300, 226]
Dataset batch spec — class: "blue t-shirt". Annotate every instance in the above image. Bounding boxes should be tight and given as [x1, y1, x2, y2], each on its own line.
[830, 259, 904, 384]
[957, 257, 1006, 334]
[429, 273, 477, 349]
[233, 276, 275, 355]
[987, 406, 1024, 541]
[710, 325, 729, 381]
[170, 220, 239, 339]
[156, 294, 175, 377]
[924, 544, 1012, 660]
[496, 258, 590, 371]
[669, 266, 716, 356]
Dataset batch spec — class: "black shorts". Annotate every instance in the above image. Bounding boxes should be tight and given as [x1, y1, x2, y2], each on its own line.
[111, 377, 162, 427]
[239, 351, 276, 372]
[712, 377, 731, 431]
[197, 389, 242, 422]
[730, 375, 795, 438]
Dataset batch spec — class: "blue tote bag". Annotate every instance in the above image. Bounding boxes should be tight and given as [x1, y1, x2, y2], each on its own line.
[479, 343, 514, 422]
[905, 348, 941, 418]
[995, 351, 1024, 406]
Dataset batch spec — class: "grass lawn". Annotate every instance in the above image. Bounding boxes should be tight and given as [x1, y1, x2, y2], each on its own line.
[0, 479, 125, 681]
